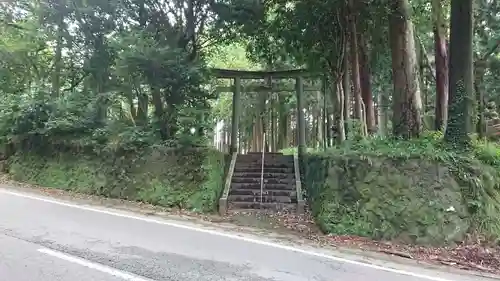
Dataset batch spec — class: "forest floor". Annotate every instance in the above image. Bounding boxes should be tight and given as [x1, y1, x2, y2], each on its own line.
[1, 174, 499, 278]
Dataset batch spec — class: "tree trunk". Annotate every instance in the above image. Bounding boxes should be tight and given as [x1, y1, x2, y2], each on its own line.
[151, 86, 168, 139]
[316, 91, 323, 148]
[347, 0, 363, 125]
[378, 86, 389, 136]
[342, 51, 351, 139]
[277, 96, 288, 150]
[444, 0, 474, 145]
[475, 77, 485, 138]
[270, 94, 276, 152]
[388, 0, 423, 139]
[334, 80, 346, 143]
[475, 60, 488, 138]
[92, 35, 109, 125]
[419, 46, 428, 114]
[326, 107, 332, 146]
[290, 114, 295, 147]
[432, 0, 449, 131]
[226, 120, 231, 153]
[51, 15, 64, 98]
[128, 92, 136, 121]
[251, 122, 257, 152]
[221, 123, 226, 152]
[137, 92, 149, 125]
[255, 93, 266, 151]
[164, 104, 178, 138]
[323, 94, 329, 148]
[358, 33, 376, 133]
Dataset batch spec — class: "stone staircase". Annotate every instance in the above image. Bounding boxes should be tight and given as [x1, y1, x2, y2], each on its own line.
[227, 152, 300, 212]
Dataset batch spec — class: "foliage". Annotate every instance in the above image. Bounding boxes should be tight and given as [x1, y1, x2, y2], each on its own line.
[0, 0, 266, 147]
[302, 134, 500, 245]
[0, 0, 259, 212]
[8, 145, 228, 212]
[245, 0, 348, 73]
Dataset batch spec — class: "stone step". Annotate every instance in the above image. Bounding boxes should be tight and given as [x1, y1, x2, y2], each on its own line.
[227, 208, 298, 215]
[231, 182, 295, 190]
[228, 194, 295, 203]
[232, 172, 294, 179]
[229, 201, 296, 211]
[235, 163, 294, 169]
[233, 167, 294, 173]
[238, 160, 292, 164]
[239, 159, 288, 161]
[237, 159, 293, 164]
[231, 177, 295, 185]
[238, 154, 292, 158]
[230, 188, 296, 197]
[238, 155, 293, 161]
[245, 152, 284, 155]
[240, 153, 288, 157]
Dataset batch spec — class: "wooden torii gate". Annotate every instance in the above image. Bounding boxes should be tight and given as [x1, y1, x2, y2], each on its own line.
[210, 68, 322, 156]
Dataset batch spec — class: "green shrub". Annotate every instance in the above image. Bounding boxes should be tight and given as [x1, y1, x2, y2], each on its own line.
[8, 145, 228, 213]
[302, 133, 500, 245]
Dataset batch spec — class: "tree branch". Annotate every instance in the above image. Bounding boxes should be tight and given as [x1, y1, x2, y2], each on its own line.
[480, 38, 500, 61]
[416, 34, 436, 81]
[63, 72, 90, 92]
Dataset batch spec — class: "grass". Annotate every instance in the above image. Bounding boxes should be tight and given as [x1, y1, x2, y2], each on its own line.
[7, 147, 228, 213]
[299, 132, 500, 245]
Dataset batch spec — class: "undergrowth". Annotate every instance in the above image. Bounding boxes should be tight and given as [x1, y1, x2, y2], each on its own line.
[7, 145, 228, 213]
[302, 132, 500, 245]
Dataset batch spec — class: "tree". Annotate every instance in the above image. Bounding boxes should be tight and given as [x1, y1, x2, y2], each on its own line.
[388, 0, 422, 138]
[444, 0, 474, 146]
[348, 0, 364, 127]
[431, 0, 449, 131]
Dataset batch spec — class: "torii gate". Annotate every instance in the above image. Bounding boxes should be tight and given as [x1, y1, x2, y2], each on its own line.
[211, 68, 322, 156]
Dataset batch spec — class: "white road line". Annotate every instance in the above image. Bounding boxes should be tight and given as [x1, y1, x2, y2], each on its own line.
[2, 188, 453, 281]
[38, 248, 154, 281]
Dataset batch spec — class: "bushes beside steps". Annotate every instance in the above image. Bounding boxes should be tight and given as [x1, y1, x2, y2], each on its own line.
[7, 146, 228, 213]
[301, 135, 500, 246]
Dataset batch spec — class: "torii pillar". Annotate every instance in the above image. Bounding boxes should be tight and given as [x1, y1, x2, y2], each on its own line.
[296, 76, 306, 156]
[230, 77, 241, 154]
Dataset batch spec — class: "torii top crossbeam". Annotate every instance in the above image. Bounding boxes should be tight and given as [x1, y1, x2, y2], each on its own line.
[210, 68, 319, 79]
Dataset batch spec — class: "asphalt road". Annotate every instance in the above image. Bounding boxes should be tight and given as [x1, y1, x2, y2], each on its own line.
[0, 187, 495, 281]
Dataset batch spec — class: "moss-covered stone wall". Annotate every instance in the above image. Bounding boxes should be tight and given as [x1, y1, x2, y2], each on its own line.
[302, 136, 500, 246]
[7, 146, 228, 213]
